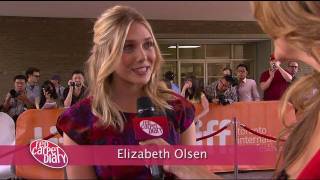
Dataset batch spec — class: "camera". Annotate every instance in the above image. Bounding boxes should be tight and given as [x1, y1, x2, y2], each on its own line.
[218, 94, 230, 106]
[271, 63, 277, 71]
[164, 71, 175, 81]
[224, 75, 238, 87]
[231, 77, 239, 87]
[70, 81, 76, 87]
[70, 81, 81, 87]
[9, 89, 20, 98]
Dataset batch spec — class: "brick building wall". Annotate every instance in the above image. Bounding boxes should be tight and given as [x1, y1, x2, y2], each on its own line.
[0, 16, 264, 101]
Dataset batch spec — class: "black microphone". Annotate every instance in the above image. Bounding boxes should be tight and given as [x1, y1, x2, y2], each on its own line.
[133, 96, 169, 180]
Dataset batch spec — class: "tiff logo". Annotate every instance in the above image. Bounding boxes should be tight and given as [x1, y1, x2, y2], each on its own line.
[196, 119, 231, 146]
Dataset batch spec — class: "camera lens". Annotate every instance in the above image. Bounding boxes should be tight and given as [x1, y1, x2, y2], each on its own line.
[70, 82, 75, 86]
[218, 94, 229, 105]
[10, 89, 17, 98]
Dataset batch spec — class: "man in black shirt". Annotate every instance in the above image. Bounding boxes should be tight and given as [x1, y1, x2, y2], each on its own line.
[63, 70, 86, 107]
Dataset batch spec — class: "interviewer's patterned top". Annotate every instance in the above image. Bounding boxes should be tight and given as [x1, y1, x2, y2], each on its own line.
[56, 95, 195, 179]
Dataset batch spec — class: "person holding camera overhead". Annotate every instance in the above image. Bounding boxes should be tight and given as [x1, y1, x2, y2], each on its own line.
[259, 54, 293, 101]
[63, 70, 87, 108]
[204, 75, 238, 105]
[2, 75, 34, 122]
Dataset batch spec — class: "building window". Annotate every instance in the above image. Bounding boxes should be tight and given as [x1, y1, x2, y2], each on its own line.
[159, 43, 177, 59]
[177, 44, 205, 59]
[158, 41, 256, 88]
[206, 44, 231, 59]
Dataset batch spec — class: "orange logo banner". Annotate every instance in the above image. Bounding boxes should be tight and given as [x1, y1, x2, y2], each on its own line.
[15, 109, 65, 179]
[194, 100, 296, 172]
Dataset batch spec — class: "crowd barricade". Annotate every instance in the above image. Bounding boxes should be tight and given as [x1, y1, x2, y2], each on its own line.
[194, 100, 296, 173]
[15, 109, 65, 179]
[11, 100, 296, 178]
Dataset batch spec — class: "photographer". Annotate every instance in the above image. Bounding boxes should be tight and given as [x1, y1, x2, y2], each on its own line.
[259, 54, 293, 101]
[63, 70, 86, 108]
[204, 75, 238, 105]
[2, 75, 33, 122]
[35, 80, 58, 109]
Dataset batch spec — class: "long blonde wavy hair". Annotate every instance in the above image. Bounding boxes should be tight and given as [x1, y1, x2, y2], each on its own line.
[251, 1, 320, 175]
[85, 6, 173, 131]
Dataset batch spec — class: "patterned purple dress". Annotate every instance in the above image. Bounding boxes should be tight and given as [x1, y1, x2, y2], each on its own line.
[56, 96, 195, 179]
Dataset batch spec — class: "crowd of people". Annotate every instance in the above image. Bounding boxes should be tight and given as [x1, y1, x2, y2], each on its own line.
[165, 58, 299, 103]
[5, 59, 294, 126]
[163, 58, 299, 112]
[0, 68, 87, 123]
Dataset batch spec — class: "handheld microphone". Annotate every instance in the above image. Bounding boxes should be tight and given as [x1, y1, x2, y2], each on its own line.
[133, 96, 169, 180]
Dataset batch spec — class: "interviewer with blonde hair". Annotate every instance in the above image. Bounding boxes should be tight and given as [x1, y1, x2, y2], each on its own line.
[252, 1, 320, 179]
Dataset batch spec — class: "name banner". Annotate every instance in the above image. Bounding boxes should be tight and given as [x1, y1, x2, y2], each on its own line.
[1, 145, 277, 166]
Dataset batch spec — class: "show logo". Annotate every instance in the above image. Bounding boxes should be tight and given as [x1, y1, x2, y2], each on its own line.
[140, 120, 163, 137]
[29, 139, 68, 168]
